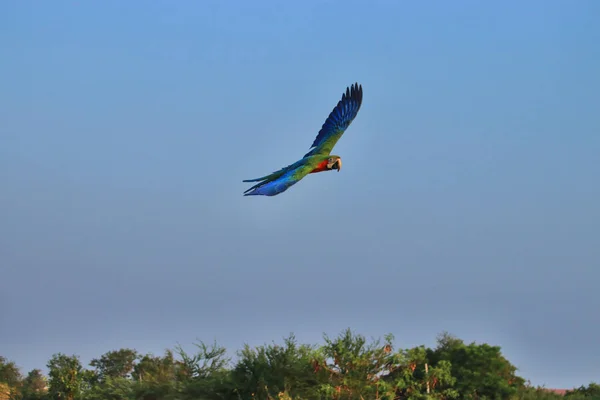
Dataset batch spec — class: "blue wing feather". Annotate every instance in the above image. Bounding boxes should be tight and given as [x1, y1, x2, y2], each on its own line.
[304, 83, 363, 157]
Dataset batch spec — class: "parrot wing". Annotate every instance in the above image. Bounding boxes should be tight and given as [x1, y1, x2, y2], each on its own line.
[303, 83, 363, 158]
[243, 156, 322, 196]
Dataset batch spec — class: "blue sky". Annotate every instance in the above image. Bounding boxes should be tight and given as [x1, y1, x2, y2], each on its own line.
[1, 0, 599, 389]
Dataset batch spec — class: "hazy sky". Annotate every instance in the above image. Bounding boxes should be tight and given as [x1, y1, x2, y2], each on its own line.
[1, 0, 599, 390]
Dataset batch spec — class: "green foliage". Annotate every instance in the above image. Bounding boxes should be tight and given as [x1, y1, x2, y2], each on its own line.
[130, 350, 180, 400]
[175, 340, 230, 380]
[3, 329, 598, 400]
[566, 382, 600, 400]
[378, 339, 456, 399]
[232, 334, 320, 400]
[46, 354, 84, 400]
[0, 357, 23, 388]
[315, 329, 394, 399]
[80, 377, 133, 400]
[427, 332, 525, 399]
[20, 369, 48, 400]
[174, 340, 233, 400]
[511, 386, 564, 400]
[89, 349, 138, 382]
[0, 357, 23, 400]
[511, 384, 600, 400]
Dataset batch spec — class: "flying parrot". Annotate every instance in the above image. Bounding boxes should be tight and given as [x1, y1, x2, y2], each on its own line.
[243, 83, 363, 196]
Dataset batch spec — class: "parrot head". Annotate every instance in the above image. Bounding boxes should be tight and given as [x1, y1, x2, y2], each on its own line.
[326, 155, 342, 172]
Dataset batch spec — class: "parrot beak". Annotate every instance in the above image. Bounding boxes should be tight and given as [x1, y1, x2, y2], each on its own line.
[336, 159, 342, 172]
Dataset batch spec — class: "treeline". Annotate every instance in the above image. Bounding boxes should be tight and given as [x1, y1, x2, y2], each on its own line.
[1, 329, 598, 400]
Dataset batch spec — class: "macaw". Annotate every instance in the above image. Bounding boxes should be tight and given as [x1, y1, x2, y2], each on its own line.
[243, 83, 363, 196]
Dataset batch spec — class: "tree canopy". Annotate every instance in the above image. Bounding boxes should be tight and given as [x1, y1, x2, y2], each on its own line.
[0, 329, 596, 400]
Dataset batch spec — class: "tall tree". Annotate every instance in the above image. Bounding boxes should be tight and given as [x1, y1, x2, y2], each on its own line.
[175, 341, 229, 380]
[315, 328, 395, 400]
[46, 353, 84, 400]
[175, 340, 233, 400]
[382, 344, 457, 399]
[427, 332, 525, 399]
[89, 349, 138, 381]
[21, 369, 48, 400]
[0, 357, 22, 388]
[232, 334, 319, 400]
[132, 351, 177, 384]
[131, 350, 178, 400]
[0, 357, 22, 400]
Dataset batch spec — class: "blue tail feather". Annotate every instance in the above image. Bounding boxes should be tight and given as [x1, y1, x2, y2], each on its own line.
[243, 173, 300, 196]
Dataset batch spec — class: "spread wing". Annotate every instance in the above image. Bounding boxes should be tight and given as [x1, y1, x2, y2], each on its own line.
[304, 83, 363, 157]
